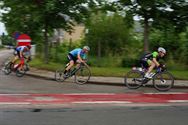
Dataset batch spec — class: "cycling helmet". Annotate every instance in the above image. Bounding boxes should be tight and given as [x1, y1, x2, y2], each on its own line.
[83, 46, 90, 51]
[27, 45, 31, 49]
[158, 47, 166, 54]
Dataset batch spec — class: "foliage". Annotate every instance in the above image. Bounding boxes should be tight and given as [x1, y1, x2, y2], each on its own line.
[84, 12, 133, 57]
[0, 34, 15, 45]
[117, 0, 188, 52]
[88, 56, 123, 67]
[0, 0, 96, 37]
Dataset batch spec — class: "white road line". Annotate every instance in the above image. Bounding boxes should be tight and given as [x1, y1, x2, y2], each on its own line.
[73, 101, 132, 104]
[168, 100, 188, 103]
[0, 94, 29, 96]
[0, 102, 31, 105]
[0, 93, 187, 96]
[146, 92, 187, 95]
[64, 93, 117, 95]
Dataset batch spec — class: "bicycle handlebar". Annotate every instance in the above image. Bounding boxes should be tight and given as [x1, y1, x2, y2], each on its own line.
[80, 62, 90, 69]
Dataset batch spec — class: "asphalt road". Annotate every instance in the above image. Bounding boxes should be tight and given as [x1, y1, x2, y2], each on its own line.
[0, 106, 188, 125]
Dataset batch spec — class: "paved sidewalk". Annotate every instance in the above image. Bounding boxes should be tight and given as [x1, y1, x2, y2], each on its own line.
[27, 68, 188, 88]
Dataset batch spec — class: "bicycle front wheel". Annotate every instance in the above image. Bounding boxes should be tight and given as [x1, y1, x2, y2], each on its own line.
[16, 64, 28, 77]
[153, 71, 174, 91]
[2, 62, 12, 75]
[75, 66, 91, 85]
[55, 68, 66, 82]
[124, 70, 144, 89]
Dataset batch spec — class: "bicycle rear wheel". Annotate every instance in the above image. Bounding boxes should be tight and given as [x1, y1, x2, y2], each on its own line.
[124, 70, 144, 89]
[75, 66, 91, 85]
[153, 71, 174, 91]
[55, 68, 66, 82]
[2, 61, 12, 75]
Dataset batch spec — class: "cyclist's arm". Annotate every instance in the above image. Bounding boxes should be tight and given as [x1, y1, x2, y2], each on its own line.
[77, 54, 84, 63]
[152, 58, 160, 67]
[152, 52, 160, 67]
[26, 50, 31, 59]
[77, 54, 89, 68]
[19, 51, 24, 58]
[19, 47, 25, 58]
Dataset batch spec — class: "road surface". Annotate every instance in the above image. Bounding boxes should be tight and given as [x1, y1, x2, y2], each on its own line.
[0, 49, 188, 125]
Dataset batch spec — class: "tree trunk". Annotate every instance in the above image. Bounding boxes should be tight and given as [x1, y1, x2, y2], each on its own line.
[143, 17, 150, 52]
[44, 18, 49, 64]
[69, 32, 72, 51]
[55, 29, 61, 61]
[97, 41, 101, 59]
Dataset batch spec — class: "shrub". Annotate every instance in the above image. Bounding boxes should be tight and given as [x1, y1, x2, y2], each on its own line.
[121, 57, 140, 67]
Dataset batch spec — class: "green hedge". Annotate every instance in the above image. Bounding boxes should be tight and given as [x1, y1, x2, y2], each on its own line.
[121, 57, 140, 67]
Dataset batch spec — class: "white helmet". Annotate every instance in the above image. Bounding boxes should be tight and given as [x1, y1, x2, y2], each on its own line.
[83, 46, 90, 51]
[158, 47, 166, 54]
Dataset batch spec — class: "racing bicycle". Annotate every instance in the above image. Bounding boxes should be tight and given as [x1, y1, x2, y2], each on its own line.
[55, 62, 91, 84]
[124, 65, 174, 91]
[2, 56, 30, 77]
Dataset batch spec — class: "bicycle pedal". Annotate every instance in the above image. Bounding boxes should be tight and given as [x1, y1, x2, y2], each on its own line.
[63, 74, 69, 78]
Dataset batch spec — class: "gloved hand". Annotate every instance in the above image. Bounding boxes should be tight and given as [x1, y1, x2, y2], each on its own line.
[27, 56, 32, 62]
[156, 67, 161, 72]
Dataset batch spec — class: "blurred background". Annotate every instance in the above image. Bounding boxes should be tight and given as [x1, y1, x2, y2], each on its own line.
[0, 0, 188, 77]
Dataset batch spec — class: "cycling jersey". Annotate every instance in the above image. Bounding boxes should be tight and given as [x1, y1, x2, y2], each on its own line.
[15, 46, 30, 58]
[69, 48, 87, 59]
[141, 51, 159, 64]
[140, 51, 160, 69]
[16, 46, 26, 52]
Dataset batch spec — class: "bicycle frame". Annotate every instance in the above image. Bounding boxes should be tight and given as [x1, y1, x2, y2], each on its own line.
[12, 57, 29, 70]
[3, 57, 29, 76]
[55, 61, 91, 84]
[135, 67, 165, 84]
[67, 63, 85, 77]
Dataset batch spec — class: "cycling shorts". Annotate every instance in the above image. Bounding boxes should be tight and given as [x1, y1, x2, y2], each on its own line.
[140, 59, 149, 69]
[67, 53, 77, 63]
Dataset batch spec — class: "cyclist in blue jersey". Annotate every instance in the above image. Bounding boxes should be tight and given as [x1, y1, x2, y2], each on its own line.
[64, 46, 90, 74]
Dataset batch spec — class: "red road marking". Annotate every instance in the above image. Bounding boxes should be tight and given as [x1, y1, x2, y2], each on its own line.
[0, 93, 188, 105]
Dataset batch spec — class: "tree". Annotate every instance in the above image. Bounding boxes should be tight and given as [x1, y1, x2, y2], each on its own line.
[117, 0, 158, 52]
[117, 0, 188, 52]
[85, 12, 132, 58]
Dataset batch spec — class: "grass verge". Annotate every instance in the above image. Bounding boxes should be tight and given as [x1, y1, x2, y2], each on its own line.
[30, 58, 188, 80]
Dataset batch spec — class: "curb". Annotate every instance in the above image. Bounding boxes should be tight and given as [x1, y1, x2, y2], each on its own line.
[26, 72, 188, 89]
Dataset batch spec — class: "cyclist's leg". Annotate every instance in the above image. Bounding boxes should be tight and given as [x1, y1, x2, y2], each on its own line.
[19, 58, 25, 70]
[64, 54, 75, 74]
[12, 52, 19, 64]
[140, 59, 148, 70]
[147, 62, 155, 73]
[145, 61, 156, 78]
[64, 61, 74, 73]
[75, 60, 81, 67]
